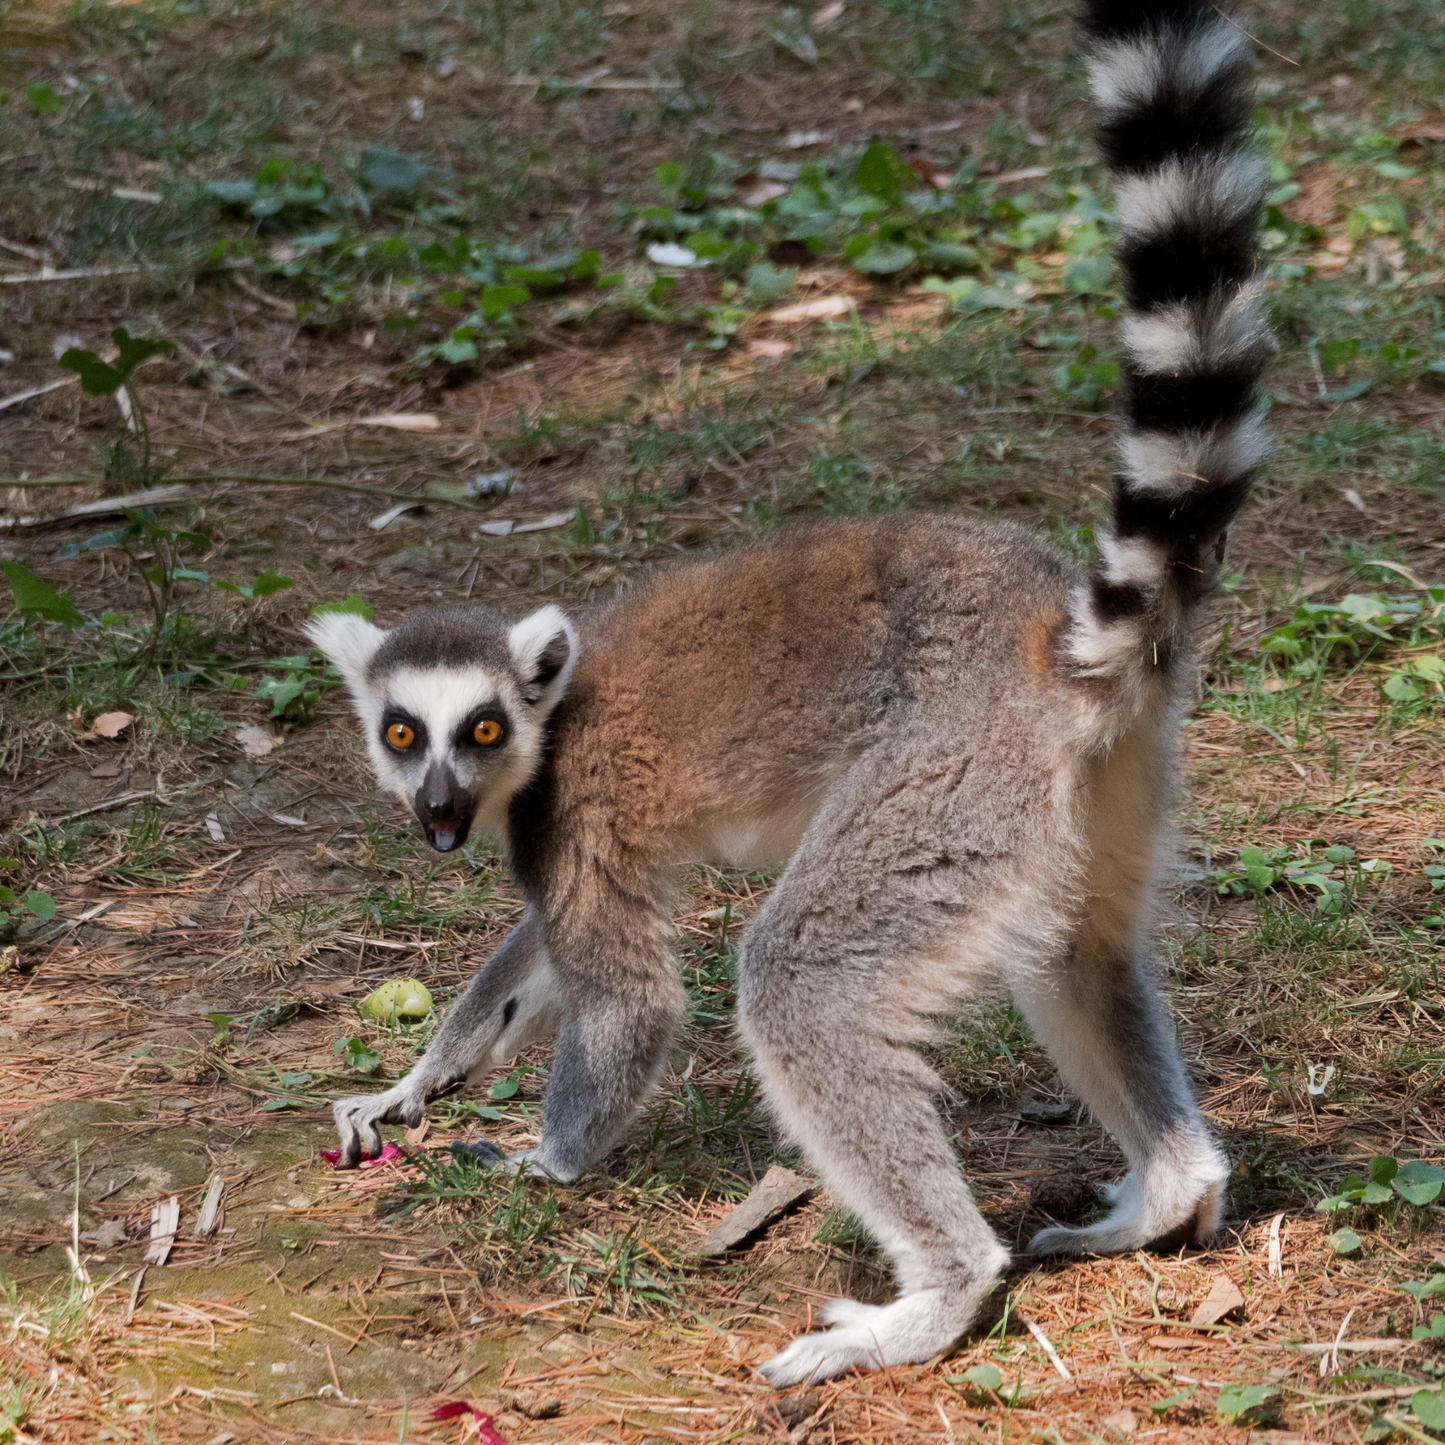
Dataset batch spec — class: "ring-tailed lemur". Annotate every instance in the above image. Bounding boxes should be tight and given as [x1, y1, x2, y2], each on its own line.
[309, 0, 1268, 1387]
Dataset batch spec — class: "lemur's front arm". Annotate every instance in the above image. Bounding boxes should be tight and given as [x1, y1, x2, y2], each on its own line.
[332, 910, 561, 1166]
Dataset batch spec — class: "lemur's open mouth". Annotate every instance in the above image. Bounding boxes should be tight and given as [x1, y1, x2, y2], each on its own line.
[423, 817, 472, 852]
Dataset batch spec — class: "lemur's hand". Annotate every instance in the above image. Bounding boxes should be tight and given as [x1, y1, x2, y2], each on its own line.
[332, 1082, 427, 1167]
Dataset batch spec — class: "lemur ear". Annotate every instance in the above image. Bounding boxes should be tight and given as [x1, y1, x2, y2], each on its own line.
[508, 604, 577, 710]
[305, 612, 386, 696]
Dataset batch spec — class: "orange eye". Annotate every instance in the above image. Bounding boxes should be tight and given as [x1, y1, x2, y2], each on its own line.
[386, 722, 415, 749]
[473, 719, 503, 746]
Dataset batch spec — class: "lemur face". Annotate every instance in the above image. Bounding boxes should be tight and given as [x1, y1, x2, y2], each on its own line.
[306, 604, 577, 851]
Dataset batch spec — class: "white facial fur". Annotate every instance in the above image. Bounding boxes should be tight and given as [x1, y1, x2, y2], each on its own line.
[306, 605, 577, 841]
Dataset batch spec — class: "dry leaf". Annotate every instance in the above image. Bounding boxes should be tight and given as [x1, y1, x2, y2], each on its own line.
[89, 711, 133, 740]
[1191, 1272, 1246, 1326]
[235, 727, 277, 759]
[1143, 1335, 1206, 1350]
[76, 710, 134, 741]
[747, 339, 794, 357]
[766, 294, 856, 324]
[811, 0, 844, 24]
[723, 1332, 773, 1366]
[1102, 1409, 1137, 1436]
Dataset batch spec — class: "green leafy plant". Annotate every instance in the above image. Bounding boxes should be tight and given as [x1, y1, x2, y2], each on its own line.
[1051, 343, 1120, 407]
[1, 563, 83, 671]
[946, 1361, 1025, 1406]
[1421, 839, 1445, 929]
[1149, 1386, 1197, 1416]
[1203, 842, 1383, 915]
[58, 329, 175, 488]
[1257, 587, 1445, 699]
[334, 1037, 381, 1074]
[255, 652, 339, 722]
[1411, 1389, 1445, 1431]
[407, 247, 606, 366]
[1401, 1275, 1445, 1305]
[313, 592, 374, 620]
[215, 569, 294, 652]
[0, 861, 55, 944]
[1316, 1156, 1445, 1242]
[56, 507, 211, 666]
[206, 158, 348, 227]
[1215, 1384, 1278, 1425]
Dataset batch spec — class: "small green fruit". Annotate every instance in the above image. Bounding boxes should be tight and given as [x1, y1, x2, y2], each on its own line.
[362, 978, 434, 1022]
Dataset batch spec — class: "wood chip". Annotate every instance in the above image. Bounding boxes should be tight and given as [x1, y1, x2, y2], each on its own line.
[694, 1164, 814, 1254]
[512, 512, 573, 533]
[358, 412, 439, 431]
[766, 295, 855, 324]
[63, 175, 163, 204]
[193, 1174, 225, 1236]
[1019, 1099, 1073, 1125]
[145, 1196, 181, 1265]
[1143, 1335, 1207, 1350]
[1191, 1271, 1246, 1327]
[1268, 1212, 1284, 1277]
[369, 501, 425, 531]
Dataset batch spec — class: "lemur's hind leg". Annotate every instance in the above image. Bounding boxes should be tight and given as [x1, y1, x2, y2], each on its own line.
[1014, 944, 1226, 1256]
[740, 741, 1057, 1387]
[1015, 733, 1227, 1256]
[333, 909, 560, 1166]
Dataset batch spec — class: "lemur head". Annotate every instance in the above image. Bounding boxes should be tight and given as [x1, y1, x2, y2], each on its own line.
[306, 604, 577, 852]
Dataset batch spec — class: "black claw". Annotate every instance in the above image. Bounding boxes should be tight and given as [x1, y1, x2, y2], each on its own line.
[451, 1139, 505, 1166]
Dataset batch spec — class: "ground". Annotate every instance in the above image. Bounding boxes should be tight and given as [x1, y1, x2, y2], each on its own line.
[2, 0, 1445, 1439]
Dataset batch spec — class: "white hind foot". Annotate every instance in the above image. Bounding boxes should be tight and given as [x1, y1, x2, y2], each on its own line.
[758, 1279, 1000, 1388]
[1028, 1143, 1228, 1257]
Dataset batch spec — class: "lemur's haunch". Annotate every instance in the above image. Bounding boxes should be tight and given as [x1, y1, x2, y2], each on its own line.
[310, 0, 1269, 1387]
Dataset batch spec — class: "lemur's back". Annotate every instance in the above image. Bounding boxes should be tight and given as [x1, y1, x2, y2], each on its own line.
[533, 515, 1078, 864]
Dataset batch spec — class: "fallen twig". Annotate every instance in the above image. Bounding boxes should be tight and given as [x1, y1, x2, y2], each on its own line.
[0, 472, 503, 515]
[0, 263, 148, 285]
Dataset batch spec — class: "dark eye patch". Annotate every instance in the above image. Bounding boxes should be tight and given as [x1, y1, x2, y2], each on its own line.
[457, 708, 510, 750]
[381, 711, 426, 754]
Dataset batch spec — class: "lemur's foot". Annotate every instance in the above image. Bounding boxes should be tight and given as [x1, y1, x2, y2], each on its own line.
[450, 1139, 506, 1166]
[1027, 1145, 1228, 1256]
[759, 1278, 1001, 1387]
[332, 1085, 426, 1168]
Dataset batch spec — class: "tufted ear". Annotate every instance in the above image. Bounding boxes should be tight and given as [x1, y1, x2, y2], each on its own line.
[508, 604, 577, 712]
[305, 612, 386, 697]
